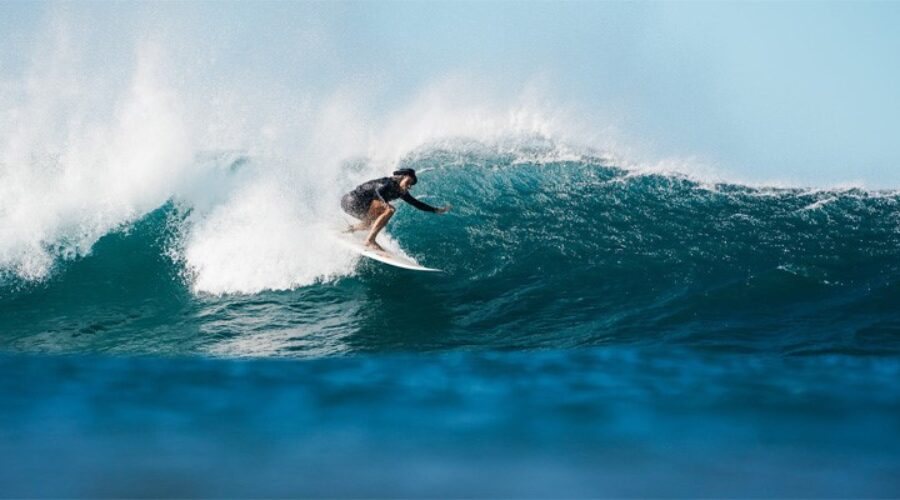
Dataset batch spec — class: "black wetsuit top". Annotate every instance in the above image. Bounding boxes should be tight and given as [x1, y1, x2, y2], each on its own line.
[341, 177, 438, 218]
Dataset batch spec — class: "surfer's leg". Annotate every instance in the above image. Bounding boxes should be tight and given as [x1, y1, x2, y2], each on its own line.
[364, 201, 394, 250]
[350, 200, 383, 232]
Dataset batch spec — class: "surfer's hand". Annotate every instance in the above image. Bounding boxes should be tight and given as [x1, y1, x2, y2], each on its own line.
[436, 205, 451, 214]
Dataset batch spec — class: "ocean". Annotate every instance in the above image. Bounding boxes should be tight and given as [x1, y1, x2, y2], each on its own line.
[2, 144, 900, 496]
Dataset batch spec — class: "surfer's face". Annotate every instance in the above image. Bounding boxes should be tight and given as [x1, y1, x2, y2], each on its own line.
[399, 175, 415, 190]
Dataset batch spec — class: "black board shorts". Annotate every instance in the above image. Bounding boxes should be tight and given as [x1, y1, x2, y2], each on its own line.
[341, 193, 371, 219]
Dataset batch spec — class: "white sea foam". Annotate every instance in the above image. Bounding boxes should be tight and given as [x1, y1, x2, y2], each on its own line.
[181, 178, 357, 295]
[0, 26, 196, 281]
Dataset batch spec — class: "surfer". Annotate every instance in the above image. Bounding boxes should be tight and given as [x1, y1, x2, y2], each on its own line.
[341, 168, 450, 251]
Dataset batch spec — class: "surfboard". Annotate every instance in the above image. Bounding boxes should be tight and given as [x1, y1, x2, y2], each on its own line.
[333, 230, 441, 272]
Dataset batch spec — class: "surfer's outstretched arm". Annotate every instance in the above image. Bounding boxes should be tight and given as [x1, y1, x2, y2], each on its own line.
[401, 193, 450, 214]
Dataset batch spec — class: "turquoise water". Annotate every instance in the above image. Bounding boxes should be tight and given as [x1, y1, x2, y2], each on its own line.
[2, 147, 900, 495]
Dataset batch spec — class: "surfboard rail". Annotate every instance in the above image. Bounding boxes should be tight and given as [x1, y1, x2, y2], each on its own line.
[333, 230, 441, 272]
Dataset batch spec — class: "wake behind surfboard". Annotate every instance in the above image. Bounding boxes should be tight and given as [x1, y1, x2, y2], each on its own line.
[333, 230, 441, 272]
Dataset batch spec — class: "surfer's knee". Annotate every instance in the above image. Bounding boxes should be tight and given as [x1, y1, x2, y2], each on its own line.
[377, 204, 395, 218]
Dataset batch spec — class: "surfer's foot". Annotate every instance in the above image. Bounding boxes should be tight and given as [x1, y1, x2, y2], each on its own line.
[364, 240, 385, 252]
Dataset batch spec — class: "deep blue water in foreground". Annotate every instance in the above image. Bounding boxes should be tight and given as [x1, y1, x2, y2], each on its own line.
[2, 350, 899, 497]
[2, 149, 900, 496]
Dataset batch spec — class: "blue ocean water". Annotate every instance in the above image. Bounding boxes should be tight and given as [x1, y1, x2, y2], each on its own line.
[2, 147, 900, 495]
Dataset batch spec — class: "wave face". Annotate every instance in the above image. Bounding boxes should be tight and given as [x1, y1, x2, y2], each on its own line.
[2, 144, 899, 358]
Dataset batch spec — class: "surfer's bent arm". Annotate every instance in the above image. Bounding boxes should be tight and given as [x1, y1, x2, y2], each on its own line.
[400, 192, 438, 213]
[374, 183, 390, 205]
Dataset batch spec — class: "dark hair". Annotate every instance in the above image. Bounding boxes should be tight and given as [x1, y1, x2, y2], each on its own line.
[392, 168, 417, 185]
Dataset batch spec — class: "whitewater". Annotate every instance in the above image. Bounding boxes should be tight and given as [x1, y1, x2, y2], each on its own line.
[2, 8, 899, 497]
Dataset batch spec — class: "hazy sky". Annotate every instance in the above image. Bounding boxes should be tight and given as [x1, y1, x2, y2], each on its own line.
[2, 1, 899, 187]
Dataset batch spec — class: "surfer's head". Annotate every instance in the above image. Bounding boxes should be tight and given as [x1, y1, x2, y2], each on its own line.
[393, 168, 417, 189]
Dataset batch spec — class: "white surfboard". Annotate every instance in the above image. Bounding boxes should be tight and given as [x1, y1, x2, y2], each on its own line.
[333, 230, 441, 272]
